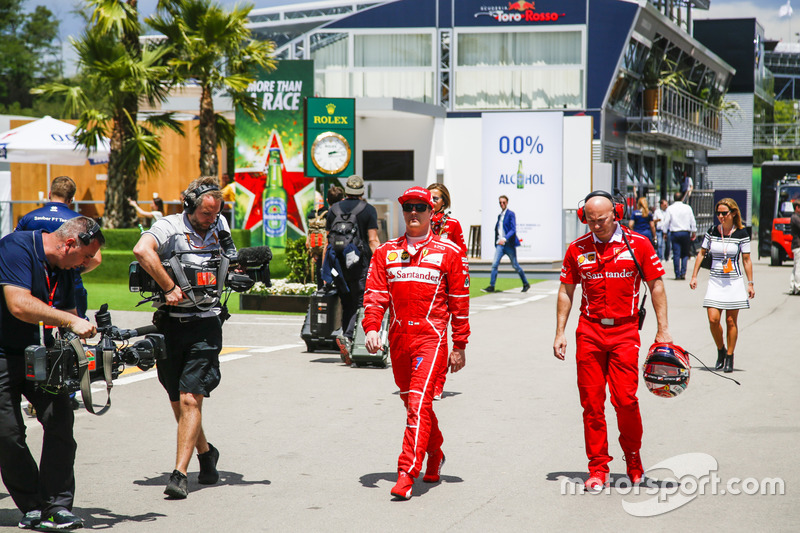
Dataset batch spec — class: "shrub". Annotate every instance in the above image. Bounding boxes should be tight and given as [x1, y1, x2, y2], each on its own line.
[284, 237, 312, 283]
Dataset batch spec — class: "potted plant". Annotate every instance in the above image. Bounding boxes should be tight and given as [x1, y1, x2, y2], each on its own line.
[641, 55, 689, 116]
[239, 238, 317, 312]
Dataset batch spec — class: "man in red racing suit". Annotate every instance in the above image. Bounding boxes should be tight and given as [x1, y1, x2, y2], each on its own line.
[364, 186, 469, 500]
[553, 191, 671, 493]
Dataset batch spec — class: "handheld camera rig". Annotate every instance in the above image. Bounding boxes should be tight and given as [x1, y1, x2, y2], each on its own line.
[128, 233, 271, 311]
[24, 304, 166, 415]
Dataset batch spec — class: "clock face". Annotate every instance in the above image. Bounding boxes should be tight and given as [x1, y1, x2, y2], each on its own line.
[311, 132, 351, 175]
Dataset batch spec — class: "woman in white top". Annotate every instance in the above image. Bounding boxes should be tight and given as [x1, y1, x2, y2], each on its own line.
[689, 198, 755, 373]
[129, 195, 164, 224]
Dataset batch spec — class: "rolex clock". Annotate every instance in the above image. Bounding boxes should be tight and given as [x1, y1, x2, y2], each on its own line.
[310, 131, 352, 175]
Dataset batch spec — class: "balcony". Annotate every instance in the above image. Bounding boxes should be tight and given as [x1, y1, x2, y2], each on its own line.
[753, 123, 800, 150]
[627, 85, 722, 150]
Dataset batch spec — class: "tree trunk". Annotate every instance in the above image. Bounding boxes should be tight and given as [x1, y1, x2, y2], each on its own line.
[104, 105, 139, 228]
[199, 84, 218, 177]
[104, 0, 141, 228]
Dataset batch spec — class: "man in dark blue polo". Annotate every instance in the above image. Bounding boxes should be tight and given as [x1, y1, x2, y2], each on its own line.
[0, 217, 103, 530]
[16, 176, 102, 318]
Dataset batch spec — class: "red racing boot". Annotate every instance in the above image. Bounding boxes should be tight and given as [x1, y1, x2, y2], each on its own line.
[422, 450, 445, 483]
[584, 471, 610, 494]
[391, 470, 414, 500]
[625, 451, 644, 484]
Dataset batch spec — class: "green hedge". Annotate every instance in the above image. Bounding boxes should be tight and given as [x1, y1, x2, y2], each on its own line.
[84, 229, 288, 283]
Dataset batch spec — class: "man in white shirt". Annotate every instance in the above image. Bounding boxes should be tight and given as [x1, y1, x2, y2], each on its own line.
[662, 192, 697, 279]
[652, 199, 669, 260]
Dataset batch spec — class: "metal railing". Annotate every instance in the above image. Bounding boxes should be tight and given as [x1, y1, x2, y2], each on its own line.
[753, 123, 800, 149]
[627, 85, 722, 150]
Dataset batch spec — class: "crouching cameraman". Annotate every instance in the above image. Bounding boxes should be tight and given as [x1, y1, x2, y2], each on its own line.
[132, 177, 230, 499]
[0, 217, 103, 530]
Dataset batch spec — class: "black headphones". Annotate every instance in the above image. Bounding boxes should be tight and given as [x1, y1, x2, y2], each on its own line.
[183, 183, 221, 214]
[78, 219, 103, 245]
[577, 190, 626, 223]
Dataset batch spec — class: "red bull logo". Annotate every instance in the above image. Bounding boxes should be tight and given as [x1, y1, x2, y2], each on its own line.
[508, 0, 535, 10]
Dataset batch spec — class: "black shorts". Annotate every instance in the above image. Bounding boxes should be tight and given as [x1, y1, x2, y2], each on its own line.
[157, 316, 222, 402]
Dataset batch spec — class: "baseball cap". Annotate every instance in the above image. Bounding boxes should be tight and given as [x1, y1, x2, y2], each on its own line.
[344, 175, 364, 195]
[398, 186, 434, 208]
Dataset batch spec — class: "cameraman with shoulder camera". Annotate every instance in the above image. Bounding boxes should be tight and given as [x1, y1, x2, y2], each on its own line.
[133, 176, 231, 500]
[0, 216, 103, 530]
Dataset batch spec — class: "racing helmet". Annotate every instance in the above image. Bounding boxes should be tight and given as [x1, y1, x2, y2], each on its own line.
[642, 342, 691, 398]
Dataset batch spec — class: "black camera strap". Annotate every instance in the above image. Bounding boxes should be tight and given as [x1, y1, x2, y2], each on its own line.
[70, 335, 112, 416]
[620, 229, 648, 331]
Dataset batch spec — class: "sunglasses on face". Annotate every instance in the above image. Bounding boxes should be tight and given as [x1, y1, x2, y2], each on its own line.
[716, 210, 731, 217]
[402, 203, 429, 213]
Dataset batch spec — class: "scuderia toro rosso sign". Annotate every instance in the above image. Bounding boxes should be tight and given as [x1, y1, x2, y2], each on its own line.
[468, 0, 578, 25]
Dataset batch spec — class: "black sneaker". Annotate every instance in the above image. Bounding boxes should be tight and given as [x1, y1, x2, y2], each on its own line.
[521, 284, 530, 293]
[481, 286, 495, 293]
[18, 510, 41, 529]
[164, 469, 188, 499]
[37, 510, 83, 530]
[197, 443, 220, 485]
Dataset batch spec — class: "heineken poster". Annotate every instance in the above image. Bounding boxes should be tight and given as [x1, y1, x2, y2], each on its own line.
[234, 60, 315, 247]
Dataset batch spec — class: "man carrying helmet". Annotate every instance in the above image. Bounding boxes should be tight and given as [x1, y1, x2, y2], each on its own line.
[552, 191, 672, 493]
[363, 186, 469, 500]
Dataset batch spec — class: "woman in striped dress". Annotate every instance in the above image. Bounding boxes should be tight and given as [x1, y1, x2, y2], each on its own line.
[689, 198, 755, 373]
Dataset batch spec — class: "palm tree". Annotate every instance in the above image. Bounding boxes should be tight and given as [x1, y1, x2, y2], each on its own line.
[147, 0, 276, 177]
[34, 0, 180, 227]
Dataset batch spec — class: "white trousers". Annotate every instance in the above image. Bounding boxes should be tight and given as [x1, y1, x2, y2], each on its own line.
[791, 247, 800, 294]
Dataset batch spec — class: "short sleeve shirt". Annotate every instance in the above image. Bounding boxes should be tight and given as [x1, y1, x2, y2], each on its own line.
[560, 225, 665, 319]
[143, 213, 232, 315]
[0, 231, 76, 353]
[16, 201, 85, 294]
[325, 198, 379, 262]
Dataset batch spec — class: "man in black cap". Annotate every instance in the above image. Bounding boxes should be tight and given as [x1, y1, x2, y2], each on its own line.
[325, 175, 380, 363]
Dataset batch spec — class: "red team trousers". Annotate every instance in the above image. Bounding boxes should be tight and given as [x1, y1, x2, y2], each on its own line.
[390, 332, 449, 478]
[575, 317, 642, 474]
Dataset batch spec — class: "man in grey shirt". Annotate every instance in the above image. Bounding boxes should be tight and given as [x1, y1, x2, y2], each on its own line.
[133, 177, 232, 499]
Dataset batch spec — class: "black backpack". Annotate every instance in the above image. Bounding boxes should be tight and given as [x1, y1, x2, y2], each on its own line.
[329, 201, 367, 255]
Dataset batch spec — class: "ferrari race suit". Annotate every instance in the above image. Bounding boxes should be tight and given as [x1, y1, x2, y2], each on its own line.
[560, 224, 664, 474]
[430, 211, 468, 398]
[431, 211, 468, 256]
[363, 232, 470, 478]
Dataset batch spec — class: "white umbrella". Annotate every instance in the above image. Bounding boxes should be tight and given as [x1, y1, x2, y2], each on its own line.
[0, 116, 110, 192]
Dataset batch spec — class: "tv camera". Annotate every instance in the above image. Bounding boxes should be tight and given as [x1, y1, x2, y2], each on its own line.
[128, 232, 272, 309]
[24, 304, 166, 415]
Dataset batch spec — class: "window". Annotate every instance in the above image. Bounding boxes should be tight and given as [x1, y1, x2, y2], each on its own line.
[454, 30, 584, 110]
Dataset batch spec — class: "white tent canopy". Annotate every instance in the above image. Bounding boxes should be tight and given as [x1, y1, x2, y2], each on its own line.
[0, 116, 110, 188]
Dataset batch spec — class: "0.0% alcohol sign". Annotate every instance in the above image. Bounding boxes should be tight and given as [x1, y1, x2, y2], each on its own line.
[498, 135, 543, 155]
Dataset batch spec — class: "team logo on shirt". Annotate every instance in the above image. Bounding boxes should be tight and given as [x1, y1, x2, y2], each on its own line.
[388, 251, 399, 261]
[464, 276, 470, 288]
[422, 249, 429, 257]
[421, 253, 444, 266]
[577, 252, 596, 265]
[401, 251, 410, 260]
[616, 250, 633, 262]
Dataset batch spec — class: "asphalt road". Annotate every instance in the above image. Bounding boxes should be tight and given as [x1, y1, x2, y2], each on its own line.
[1, 257, 796, 531]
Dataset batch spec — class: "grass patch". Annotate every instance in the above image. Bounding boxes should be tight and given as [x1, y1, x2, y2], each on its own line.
[85, 276, 543, 315]
[468, 277, 542, 298]
[84, 282, 298, 315]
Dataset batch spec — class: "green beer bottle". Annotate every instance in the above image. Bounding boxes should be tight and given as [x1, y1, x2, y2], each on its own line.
[516, 159, 524, 190]
[263, 148, 287, 248]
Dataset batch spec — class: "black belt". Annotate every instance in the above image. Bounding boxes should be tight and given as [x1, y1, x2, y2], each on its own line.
[168, 314, 215, 323]
[581, 315, 638, 326]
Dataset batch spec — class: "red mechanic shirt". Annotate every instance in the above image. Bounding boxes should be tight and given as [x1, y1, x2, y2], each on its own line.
[560, 224, 665, 319]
